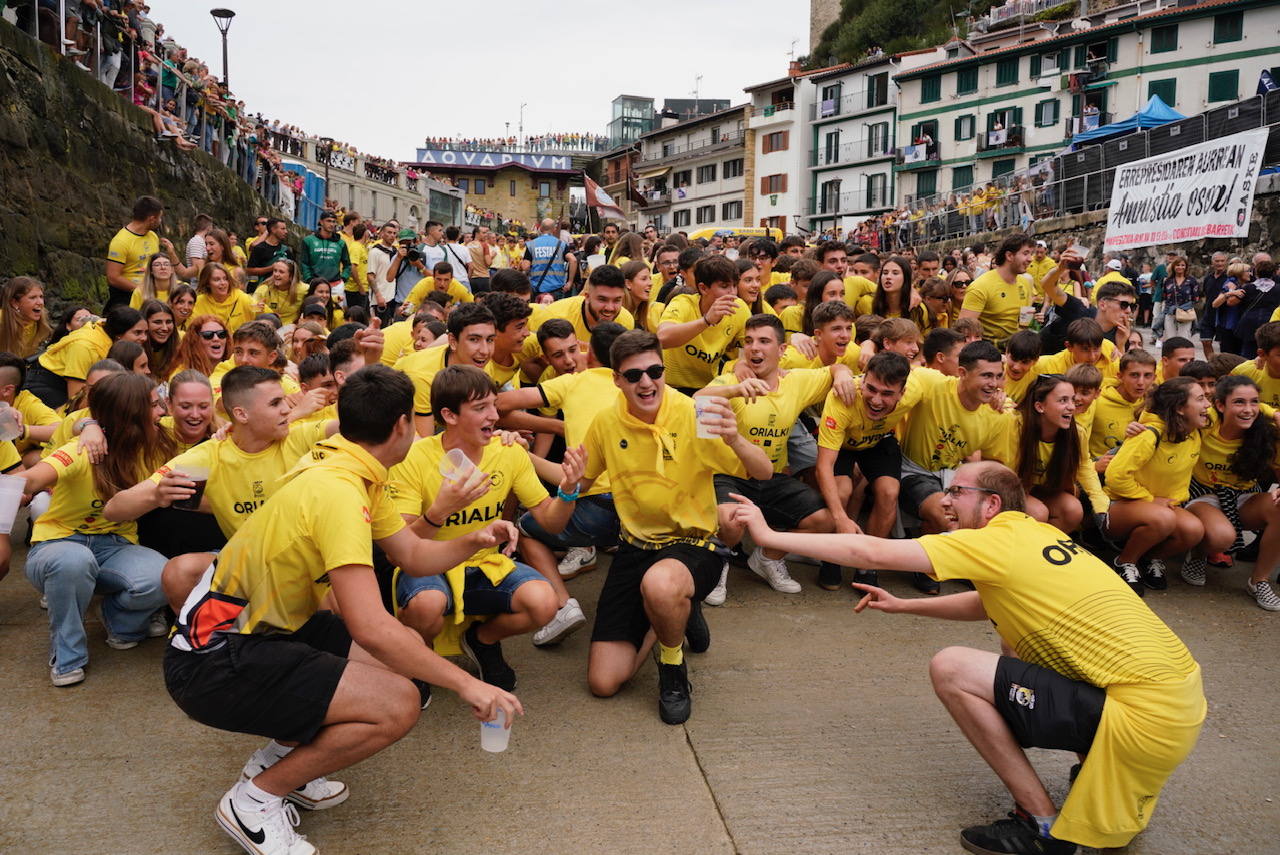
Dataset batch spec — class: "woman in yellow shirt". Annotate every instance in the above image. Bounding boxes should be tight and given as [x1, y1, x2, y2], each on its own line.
[857, 255, 910, 318]
[0, 276, 52, 358]
[252, 259, 307, 324]
[1181, 376, 1280, 609]
[621, 260, 663, 332]
[169, 314, 229, 377]
[910, 276, 951, 334]
[734, 258, 772, 316]
[1104, 377, 1209, 595]
[27, 306, 148, 409]
[303, 281, 346, 331]
[140, 300, 180, 381]
[192, 265, 257, 333]
[168, 283, 197, 332]
[22, 372, 175, 686]
[205, 228, 246, 288]
[997, 375, 1107, 534]
[130, 254, 177, 309]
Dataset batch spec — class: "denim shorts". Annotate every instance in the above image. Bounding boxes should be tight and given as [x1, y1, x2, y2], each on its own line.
[517, 494, 620, 550]
[396, 561, 543, 616]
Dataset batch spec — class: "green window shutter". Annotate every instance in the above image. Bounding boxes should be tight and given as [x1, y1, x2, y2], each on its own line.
[952, 165, 973, 190]
[1073, 45, 1087, 68]
[1107, 37, 1118, 62]
[1013, 107, 1023, 128]
[992, 159, 1016, 179]
[1050, 100, 1059, 125]
[1030, 55, 1041, 78]
[917, 170, 937, 197]
[1151, 25, 1177, 54]
[1059, 49, 1070, 70]
[1071, 93, 1081, 115]
[986, 112, 996, 132]
[1213, 11, 1243, 43]
[1207, 69, 1239, 103]
[1147, 78, 1176, 107]
[922, 75, 941, 103]
[954, 116, 964, 139]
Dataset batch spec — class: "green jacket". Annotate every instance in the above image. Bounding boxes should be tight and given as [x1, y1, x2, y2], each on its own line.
[300, 232, 351, 283]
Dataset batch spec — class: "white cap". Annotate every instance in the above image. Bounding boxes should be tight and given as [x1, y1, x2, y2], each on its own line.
[1106, 259, 1123, 271]
[1035, 240, 1047, 248]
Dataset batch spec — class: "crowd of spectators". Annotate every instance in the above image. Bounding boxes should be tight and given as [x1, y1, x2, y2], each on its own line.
[422, 134, 610, 153]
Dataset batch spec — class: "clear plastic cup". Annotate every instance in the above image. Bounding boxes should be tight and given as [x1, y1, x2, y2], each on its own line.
[0, 473, 25, 535]
[480, 708, 511, 753]
[0, 404, 21, 442]
[694, 397, 718, 440]
[438, 447, 477, 481]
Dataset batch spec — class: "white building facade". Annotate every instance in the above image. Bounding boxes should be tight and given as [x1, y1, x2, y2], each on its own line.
[743, 65, 821, 234]
[636, 107, 749, 234]
[891, 0, 1280, 203]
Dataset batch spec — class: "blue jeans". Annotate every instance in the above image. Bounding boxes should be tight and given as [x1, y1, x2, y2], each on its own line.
[26, 534, 167, 675]
[518, 494, 619, 550]
[396, 562, 543, 615]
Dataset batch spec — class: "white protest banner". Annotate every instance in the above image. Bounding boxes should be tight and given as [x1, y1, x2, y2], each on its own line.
[1104, 127, 1268, 252]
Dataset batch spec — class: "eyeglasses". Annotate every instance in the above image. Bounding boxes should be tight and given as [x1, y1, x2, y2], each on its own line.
[198, 329, 228, 340]
[619, 364, 665, 384]
[255, 221, 268, 226]
[1112, 300, 1136, 311]
[942, 485, 996, 498]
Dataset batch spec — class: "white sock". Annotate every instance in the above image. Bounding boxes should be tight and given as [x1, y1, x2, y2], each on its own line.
[261, 740, 293, 763]
[233, 777, 281, 813]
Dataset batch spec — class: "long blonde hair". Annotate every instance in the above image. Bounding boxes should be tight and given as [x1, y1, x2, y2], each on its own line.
[0, 276, 52, 358]
[138, 254, 176, 303]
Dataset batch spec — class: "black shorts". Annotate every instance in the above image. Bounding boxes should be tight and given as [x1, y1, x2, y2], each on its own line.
[163, 612, 352, 744]
[994, 655, 1106, 754]
[834, 434, 903, 484]
[591, 541, 723, 649]
[713, 473, 825, 531]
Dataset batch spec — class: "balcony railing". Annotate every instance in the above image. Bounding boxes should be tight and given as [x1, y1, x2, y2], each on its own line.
[749, 102, 793, 117]
[810, 89, 895, 121]
[976, 126, 1025, 155]
[895, 142, 940, 168]
[810, 138, 895, 167]
[641, 189, 671, 206]
[364, 162, 400, 185]
[641, 129, 746, 162]
[1064, 111, 1112, 137]
[806, 189, 891, 216]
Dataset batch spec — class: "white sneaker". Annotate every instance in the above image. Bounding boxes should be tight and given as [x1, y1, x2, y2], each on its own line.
[50, 665, 85, 687]
[241, 749, 349, 811]
[1247, 579, 1280, 612]
[39, 594, 47, 609]
[532, 598, 587, 647]
[557, 546, 597, 579]
[148, 610, 171, 638]
[748, 549, 801, 594]
[703, 562, 728, 606]
[105, 634, 138, 650]
[216, 785, 315, 854]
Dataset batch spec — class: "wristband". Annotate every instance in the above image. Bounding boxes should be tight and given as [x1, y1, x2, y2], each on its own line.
[76, 418, 99, 431]
[556, 485, 580, 502]
[424, 513, 446, 528]
[701, 314, 711, 326]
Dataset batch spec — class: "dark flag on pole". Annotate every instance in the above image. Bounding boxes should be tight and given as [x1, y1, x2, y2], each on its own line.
[1258, 69, 1279, 95]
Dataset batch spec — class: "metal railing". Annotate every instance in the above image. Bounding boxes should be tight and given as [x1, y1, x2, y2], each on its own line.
[810, 136, 895, 167]
[641, 128, 747, 161]
[973, 0, 1069, 31]
[807, 189, 891, 216]
[1065, 112, 1113, 137]
[976, 125, 1026, 154]
[749, 102, 794, 117]
[420, 136, 610, 154]
[810, 88, 895, 121]
[895, 141, 941, 166]
[856, 90, 1280, 250]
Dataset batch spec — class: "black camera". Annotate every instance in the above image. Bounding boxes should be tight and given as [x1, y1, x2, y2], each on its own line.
[405, 248, 423, 263]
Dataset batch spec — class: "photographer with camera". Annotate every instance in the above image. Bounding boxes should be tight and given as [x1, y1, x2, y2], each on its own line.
[383, 228, 431, 323]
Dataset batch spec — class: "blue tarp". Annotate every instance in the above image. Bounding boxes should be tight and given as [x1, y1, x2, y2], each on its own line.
[1070, 94, 1186, 146]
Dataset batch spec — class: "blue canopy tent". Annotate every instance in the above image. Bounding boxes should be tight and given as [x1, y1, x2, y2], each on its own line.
[1070, 94, 1185, 147]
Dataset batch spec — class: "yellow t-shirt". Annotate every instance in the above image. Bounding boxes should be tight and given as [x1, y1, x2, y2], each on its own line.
[1230, 361, 1280, 409]
[1026, 256, 1057, 297]
[1032, 340, 1120, 386]
[404, 277, 474, 309]
[344, 236, 368, 294]
[208, 360, 301, 396]
[380, 319, 416, 367]
[657, 293, 752, 390]
[987, 414, 1108, 511]
[777, 343, 860, 372]
[960, 268, 1034, 343]
[44, 407, 89, 457]
[538, 367, 619, 496]
[843, 275, 877, 308]
[818, 371, 926, 452]
[193, 290, 259, 333]
[900, 368, 1007, 470]
[779, 303, 805, 337]
[918, 512, 1204, 848]
[708, 368, 832, 472]
[520, 295, 635, 362]
[37, 323, 113, 381]
[106, 227, 159, 285]
[251, 284, 306, 325]
[35, 442, 136, 543]
[149, 420, 329, 537]
[395, 343, 451, 418]
[854, 293, 904, 318]
[1104, 419, 1200, 505]
[581, 389, 745, 547]
[14, 389, 61, 451]
[1089, 385, 1145, 458]
[130, 288, 170, 309]
[170, 435, 405, 650]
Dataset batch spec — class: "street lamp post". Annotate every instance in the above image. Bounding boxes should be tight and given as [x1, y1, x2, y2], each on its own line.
[519, 103, 527, 147]
[831, 178, 843, 237]
[210, 9, 235, 88]
[319, 137, 333, 214]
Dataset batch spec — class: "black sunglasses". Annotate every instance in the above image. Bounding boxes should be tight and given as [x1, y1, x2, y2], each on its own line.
[1112, 300, 1135, 311]
[198, 329, 228, 340]
[620, 364, 665, 383]
[255, 220, 268, 226]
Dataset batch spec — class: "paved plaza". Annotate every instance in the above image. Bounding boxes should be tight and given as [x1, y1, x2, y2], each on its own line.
[1, 546, 1276, 855]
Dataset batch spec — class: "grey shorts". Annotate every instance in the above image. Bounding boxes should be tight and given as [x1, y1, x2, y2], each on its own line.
[787, 419, 818, 473]
[899, 456, 956, 515]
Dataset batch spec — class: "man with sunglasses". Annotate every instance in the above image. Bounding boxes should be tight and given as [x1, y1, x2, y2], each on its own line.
[245, 217, 269, 252]
[730, 460, 1204, 855]
[578, 330, 772, 724]
[1038, 248, 1136, 354]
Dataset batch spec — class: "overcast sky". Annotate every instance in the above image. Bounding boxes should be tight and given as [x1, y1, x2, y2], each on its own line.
[151, 0, 810, 159]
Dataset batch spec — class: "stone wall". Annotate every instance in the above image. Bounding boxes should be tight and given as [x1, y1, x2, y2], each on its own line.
[915, 174, 1280, 272]
[0, 21, 278, 310]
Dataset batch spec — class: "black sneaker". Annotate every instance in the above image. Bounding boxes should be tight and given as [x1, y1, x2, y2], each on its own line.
[685, 601, 710, 654]
[960, 810, 1076, 855]
[657, 661, 691, 725]
[461, 623, 517, 691]
[852, 568, 879, 588]
[1142, 558, 1168, 591]
[412, 678, 433, 710]
[1113, 560, 1145, 597]
[912, 572, 940, 595]
[818, 562, 843, 590]
[1237, 538, 1260, 562]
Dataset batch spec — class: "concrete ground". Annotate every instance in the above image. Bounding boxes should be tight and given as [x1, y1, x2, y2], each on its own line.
[0, 545, 1277, 855]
